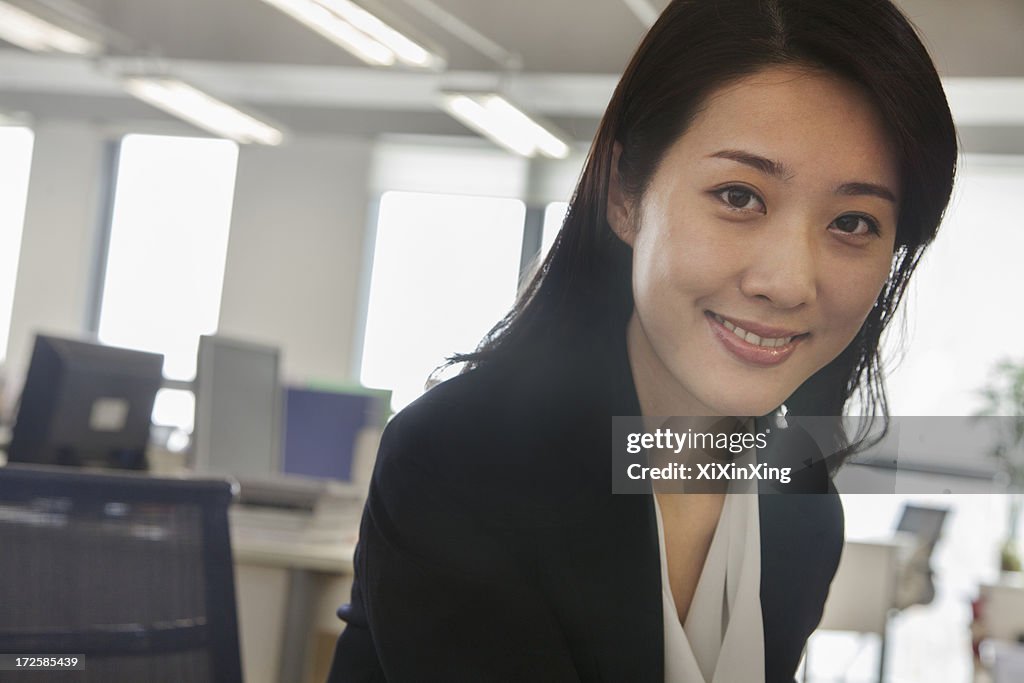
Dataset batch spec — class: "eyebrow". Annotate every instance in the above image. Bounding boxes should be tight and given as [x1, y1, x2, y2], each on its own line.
[709, 149, 792, 179]
[835, 181, 898, 203]
[709, 149, 898, 203]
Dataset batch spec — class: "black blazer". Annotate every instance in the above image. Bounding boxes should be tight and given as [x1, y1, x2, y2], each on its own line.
[328, 329, 844, 682]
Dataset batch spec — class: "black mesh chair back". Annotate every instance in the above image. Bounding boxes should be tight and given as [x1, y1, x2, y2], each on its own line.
[0, 465, 244, 683]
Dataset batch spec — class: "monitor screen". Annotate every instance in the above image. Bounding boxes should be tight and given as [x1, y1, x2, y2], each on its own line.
[897, 504, 949, 545]
[281, 386, 390, 483]
[192, 335, 281, 480]
[8, 334, 164, 469]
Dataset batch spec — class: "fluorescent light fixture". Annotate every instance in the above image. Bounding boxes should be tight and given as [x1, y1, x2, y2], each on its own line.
[123, 77, 284, 146]
[258, 0, 442, 68]
[319, 0, 439, 68]
[440, 93, 571, 159]
[258, 0, 393, 66]
[0, 0, 101, 55]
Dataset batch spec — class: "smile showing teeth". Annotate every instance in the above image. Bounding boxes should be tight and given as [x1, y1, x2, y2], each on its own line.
[711, 313, 794, 348]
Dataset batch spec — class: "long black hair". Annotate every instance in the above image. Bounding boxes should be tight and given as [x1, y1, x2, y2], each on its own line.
[451, 0, 957, 458]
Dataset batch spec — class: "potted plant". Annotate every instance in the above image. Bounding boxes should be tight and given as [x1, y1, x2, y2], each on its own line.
[975, 358, 1024, 572]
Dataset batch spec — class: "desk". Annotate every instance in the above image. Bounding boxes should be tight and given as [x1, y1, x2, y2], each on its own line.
[232, 509, 359, 683]
[234, 536, 355, 574]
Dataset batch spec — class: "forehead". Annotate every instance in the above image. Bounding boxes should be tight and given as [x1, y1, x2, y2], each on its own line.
[671, 66, 900, 192]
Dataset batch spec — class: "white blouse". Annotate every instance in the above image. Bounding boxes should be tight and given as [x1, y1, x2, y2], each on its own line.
[653, 483, 765, 683]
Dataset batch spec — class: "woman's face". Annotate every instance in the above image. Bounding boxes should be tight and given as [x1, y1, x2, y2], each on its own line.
[609, 66, 900, 417]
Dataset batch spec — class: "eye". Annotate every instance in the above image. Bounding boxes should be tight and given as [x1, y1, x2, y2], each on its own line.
[830, 213, 880, 237]
[713, 186, 766, 213]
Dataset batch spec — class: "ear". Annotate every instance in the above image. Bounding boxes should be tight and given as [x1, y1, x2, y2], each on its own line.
[606, 141, 635, 247]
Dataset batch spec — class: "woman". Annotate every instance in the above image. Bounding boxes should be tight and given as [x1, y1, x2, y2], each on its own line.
[329, 0, 957, 680]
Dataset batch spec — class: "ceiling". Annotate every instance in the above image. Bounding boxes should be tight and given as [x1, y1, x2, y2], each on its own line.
[56, 0, 661, 72]
[0, 0, 1023, 144]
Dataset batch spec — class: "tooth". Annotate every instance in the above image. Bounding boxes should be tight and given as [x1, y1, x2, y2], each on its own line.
[765, 338, 778, 348]
[723, 320, 735, 332]
[745, 331, 761, 345]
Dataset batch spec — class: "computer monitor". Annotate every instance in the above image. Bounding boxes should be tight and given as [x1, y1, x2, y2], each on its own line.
[281, 386, 390, 483]
[896, 504, 949, 546]
[7, 334, 164, 469]
[191, 335, 281, 480]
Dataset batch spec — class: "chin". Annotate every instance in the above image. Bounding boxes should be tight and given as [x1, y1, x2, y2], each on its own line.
[702, 387, 789, 418]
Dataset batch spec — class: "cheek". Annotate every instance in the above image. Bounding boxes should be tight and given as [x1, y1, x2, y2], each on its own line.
[821, 256, 892, 340]
[632, 206, 736, 301]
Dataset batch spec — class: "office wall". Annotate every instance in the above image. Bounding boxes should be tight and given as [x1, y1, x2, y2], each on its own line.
[2, 121, 108, 416]
[217, 135, 373, 386]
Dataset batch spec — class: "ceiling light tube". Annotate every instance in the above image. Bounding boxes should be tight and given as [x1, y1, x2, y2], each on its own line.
[258, 0, 395, 66]
[318, 0, 442, 68]
[481, 95, 570, 159]
[0, 0, 102, 55]
[123, 77, 285, 146]
[440, 93, 571, 159]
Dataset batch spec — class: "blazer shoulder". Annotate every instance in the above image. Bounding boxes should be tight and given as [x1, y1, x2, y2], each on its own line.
[377, 365, 523, 465]
[371, 363, 608, 528]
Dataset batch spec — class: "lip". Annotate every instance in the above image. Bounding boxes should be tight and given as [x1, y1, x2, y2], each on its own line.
[707, 311, 806, 339]
[705, 311, 809, 367]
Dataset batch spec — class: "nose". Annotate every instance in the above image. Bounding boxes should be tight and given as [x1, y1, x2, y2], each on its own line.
[738, 220, 819, 309]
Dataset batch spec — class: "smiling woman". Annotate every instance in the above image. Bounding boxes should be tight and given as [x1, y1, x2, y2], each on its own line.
[611, 67, 902, 420]
[329, 1, 957, 681]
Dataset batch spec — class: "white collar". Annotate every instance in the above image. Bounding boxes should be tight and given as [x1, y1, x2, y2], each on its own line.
[653, 469, 766, 683]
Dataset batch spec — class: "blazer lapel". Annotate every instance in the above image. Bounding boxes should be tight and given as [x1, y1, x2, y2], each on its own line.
[758, 492, 845, 681]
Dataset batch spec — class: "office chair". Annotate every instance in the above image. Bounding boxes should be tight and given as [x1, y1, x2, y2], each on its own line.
[0, 464, 244, 682]
[892, 504, 948, 610]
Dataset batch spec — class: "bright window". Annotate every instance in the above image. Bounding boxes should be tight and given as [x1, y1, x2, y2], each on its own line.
[0, 127, 35, 364]
[152, 387, 195, 434]
[541, 201, 569, 261]
[360, 191, 526, 411]
[97, 134, 238, 432]
[97, 134, 238, 381]
[885, 156, 1024, 416]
